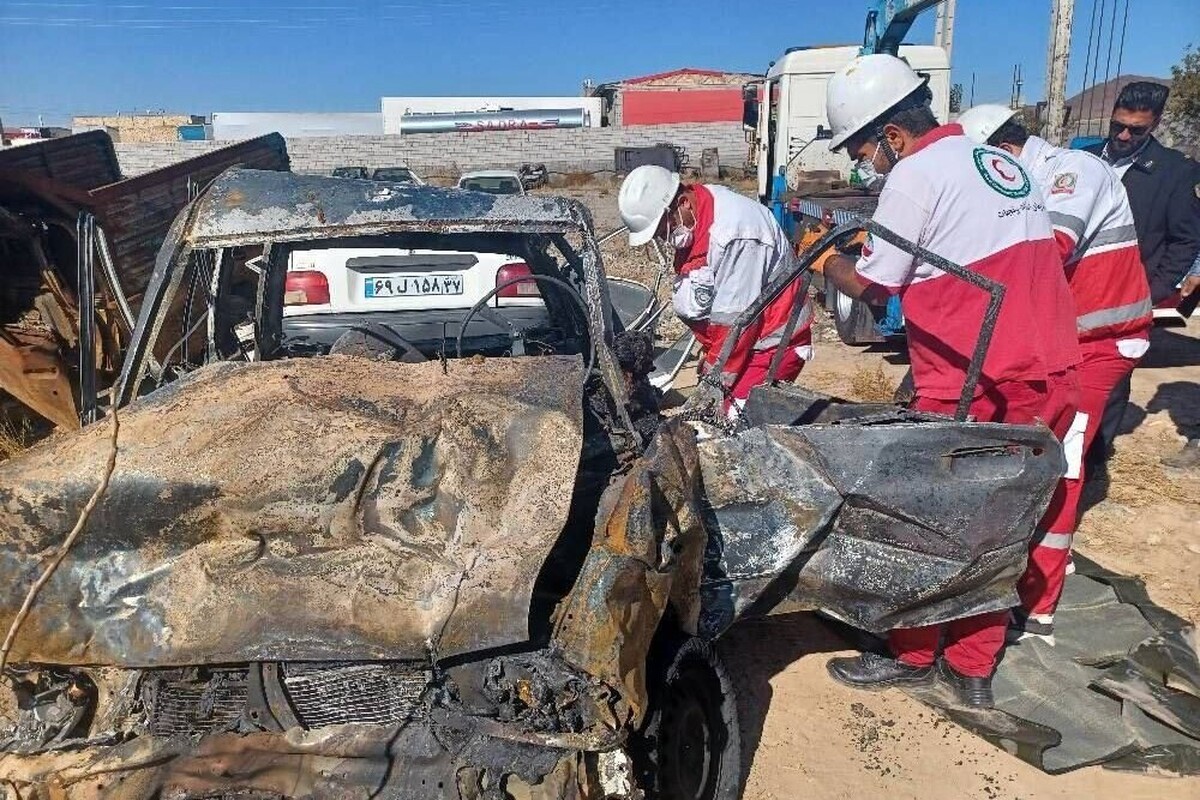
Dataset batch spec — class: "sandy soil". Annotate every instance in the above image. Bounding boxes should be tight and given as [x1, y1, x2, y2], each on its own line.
[571, 182, 1199, 799]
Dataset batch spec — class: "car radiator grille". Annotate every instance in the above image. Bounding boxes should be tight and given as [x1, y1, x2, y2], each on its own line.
[143, 669, 249, 738]
[281, 662, 431, 729]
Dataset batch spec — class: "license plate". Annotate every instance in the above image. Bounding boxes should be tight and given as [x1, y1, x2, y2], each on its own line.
[364, 274, 463, 298]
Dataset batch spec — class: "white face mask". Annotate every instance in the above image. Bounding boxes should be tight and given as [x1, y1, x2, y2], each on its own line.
[666, 207, 695, 250]
[668, 222, 695, 250]
[853, 141, 885, 189]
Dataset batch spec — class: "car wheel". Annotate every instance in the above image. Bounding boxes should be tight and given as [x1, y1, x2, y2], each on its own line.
[636, 637, 741, 800]
[829, 283, 882, 345]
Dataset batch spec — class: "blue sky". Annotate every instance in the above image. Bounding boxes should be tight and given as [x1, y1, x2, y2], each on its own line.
[2, 0, 1196, 126]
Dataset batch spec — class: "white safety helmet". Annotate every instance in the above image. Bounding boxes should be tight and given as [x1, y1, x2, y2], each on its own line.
[826, 54, 929, 151]
[618, 165, 681, 247]
[957, 104, 1018, 145]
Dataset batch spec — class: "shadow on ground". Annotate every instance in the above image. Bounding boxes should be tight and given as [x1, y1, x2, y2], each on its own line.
[1146, 380, 1200, 439]
[719, 613, 859, 792]
[1141, 325, 1200, 369]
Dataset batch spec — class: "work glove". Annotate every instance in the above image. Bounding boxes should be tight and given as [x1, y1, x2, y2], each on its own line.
[832, 229, 867, 255]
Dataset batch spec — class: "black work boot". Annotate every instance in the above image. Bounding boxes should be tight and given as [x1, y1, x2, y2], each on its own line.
[935, 659, 994, 709]
[1007, 609, 1055, 645]
[826, 652, 933, 690]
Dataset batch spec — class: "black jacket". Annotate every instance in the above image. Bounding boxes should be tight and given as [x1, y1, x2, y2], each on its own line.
[1085, 137, 1200, 303]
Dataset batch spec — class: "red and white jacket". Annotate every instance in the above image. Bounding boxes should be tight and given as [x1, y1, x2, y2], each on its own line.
[1019, 135, 1152, 352]
[854, 124, 1080, 401]
[672, 184, 814, 387]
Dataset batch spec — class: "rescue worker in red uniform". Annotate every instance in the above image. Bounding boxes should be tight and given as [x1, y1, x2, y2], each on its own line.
[819, 55, 1081, 708]
[958, 106, 1153, 643]
[618, 166, 814, 412]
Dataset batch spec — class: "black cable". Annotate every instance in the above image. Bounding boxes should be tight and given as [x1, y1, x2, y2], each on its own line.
[454, 274, 596, 383]
[1114, 0, 1131, 102]
[1101, 0, 1121, 135]
[1085, 0, 1109, 138]
[1075, 0, 1100, 138]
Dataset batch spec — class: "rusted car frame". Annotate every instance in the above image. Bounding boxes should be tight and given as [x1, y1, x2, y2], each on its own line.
[0, 169, 1064, 800]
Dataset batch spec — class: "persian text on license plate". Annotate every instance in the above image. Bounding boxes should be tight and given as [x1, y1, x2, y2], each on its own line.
[364, 274, 464, 298]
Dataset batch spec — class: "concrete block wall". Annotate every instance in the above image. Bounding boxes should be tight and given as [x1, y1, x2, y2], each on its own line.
[113, 122, 750, 178]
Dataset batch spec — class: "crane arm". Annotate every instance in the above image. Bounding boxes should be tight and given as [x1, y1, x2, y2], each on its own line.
[862, 0, 947, 55]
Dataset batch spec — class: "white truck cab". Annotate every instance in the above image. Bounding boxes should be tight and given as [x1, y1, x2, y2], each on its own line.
[754, 44, 951, 200]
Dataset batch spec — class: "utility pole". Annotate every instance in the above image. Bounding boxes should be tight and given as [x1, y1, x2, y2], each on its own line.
[933, 0, 957, 65]
[1044, 0, 1076, 145]
[1010, 64, 1024, 110]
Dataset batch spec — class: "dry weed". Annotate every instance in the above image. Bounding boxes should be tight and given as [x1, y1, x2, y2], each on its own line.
[0, 417, 32, 462]
[1105, 445, 1195, 507]
[848, 363, 895, 403]
[558, 171, 602, 188]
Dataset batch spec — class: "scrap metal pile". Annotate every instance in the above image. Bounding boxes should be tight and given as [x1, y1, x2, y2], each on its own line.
[0, 131, 289, 432]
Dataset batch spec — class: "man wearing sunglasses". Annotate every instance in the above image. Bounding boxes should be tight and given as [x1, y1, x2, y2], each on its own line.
[1083, 81, 1200, 468]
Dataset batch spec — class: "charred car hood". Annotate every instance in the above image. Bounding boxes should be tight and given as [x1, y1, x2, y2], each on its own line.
[0, 356, 584, 666]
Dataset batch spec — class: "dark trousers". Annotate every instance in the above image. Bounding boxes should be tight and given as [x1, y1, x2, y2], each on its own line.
[1089, 372, 1132, 463]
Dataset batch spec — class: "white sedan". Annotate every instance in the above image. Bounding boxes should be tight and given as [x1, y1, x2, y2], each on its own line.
[281, 244, 546, 358]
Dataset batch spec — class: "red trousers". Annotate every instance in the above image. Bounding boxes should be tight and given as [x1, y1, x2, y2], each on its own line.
[729, 343, 808, 402]
[1017, 337, 1143, 617]
[890, 370, 1080, 677]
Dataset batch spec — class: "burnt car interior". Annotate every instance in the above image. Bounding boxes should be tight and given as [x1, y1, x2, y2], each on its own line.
[113, 178, 623, 415]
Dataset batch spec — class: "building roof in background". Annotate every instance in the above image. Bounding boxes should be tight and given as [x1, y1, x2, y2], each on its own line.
[612, 67, 762, 88]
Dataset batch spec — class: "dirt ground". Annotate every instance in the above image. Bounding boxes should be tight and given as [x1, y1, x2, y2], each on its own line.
[568, 182, 1200, 799]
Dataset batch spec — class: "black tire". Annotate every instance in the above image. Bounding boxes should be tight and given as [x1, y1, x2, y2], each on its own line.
[636, 638, 742, 800]
[828, 283, 883, 345]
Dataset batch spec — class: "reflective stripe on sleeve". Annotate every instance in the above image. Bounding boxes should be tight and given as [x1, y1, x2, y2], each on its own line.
[1088, 223, 1138, 248]
[1048, 211, 1086, 239]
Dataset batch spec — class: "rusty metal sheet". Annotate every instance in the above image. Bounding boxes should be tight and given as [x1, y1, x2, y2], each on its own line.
[0, 723, 587, 799]
[0, 134, 289, 313]
[184, 168, 592, 248]
[553, 419, 709, 724]
[0, 331, 78, 430]
[88, 134, 290, 304]
[0, 354, 584, 666]
[0, 134, 290, 432]
[0, 131, 121, 191]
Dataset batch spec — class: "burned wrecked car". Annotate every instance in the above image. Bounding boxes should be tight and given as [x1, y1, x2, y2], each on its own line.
[0, 169, 1064, 799]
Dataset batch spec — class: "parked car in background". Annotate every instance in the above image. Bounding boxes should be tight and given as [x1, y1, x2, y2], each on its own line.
[458, 169, 525, 195]
[283, 243, 546, 357]
[371, 165, 424, 184]
[331, 165, 368, 179]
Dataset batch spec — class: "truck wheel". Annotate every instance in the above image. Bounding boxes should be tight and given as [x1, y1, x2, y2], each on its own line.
[829, 284, 882, 345]
[636, 638, 741, 800]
